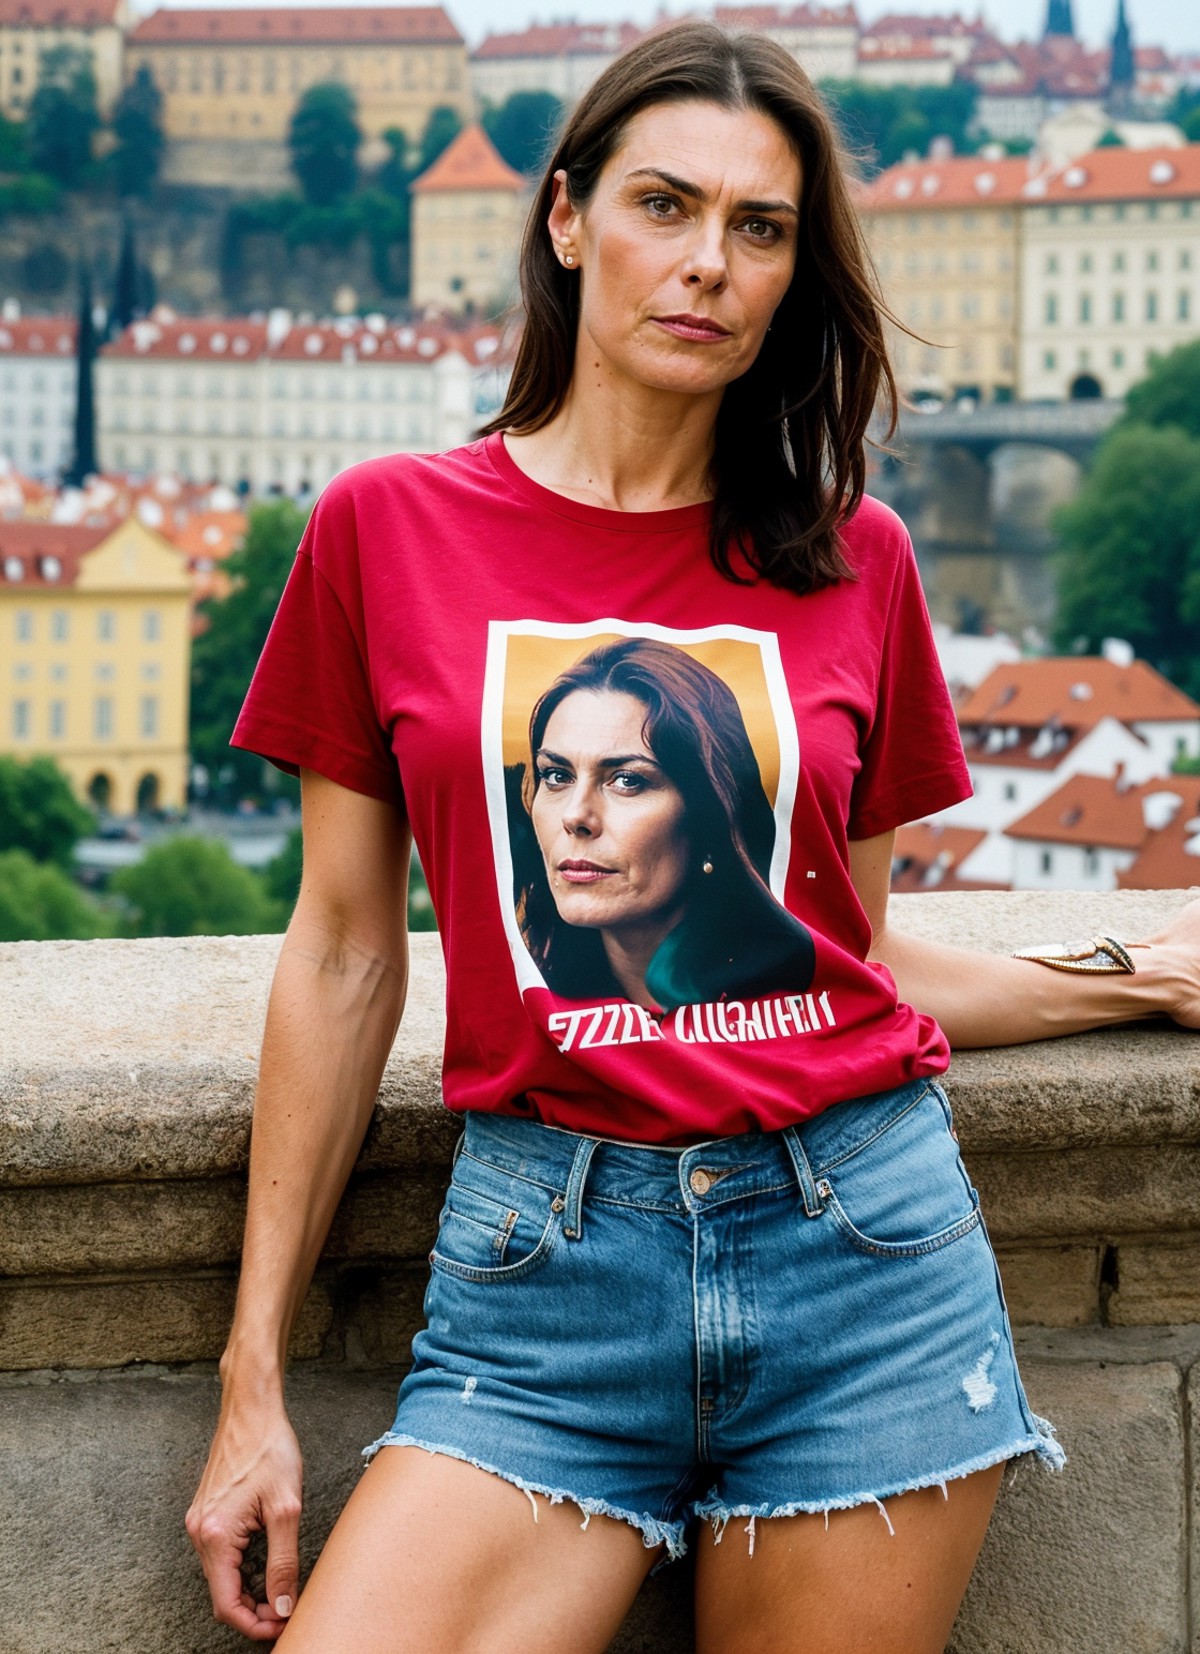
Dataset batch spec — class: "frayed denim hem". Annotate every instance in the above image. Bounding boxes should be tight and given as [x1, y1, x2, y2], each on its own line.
[693, 1421, 1066, 1554]
[361, 1431, 689, 1561]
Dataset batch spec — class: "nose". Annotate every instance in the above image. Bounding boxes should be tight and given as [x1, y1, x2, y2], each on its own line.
[561, 780, 602, 838]
[681, 217, 728, 291]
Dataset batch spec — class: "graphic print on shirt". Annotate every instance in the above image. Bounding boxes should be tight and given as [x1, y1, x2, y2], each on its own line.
[481, 619, 836, 1054]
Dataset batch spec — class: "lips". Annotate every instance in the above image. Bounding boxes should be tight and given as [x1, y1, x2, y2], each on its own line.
[653, 314, 731, 341]
[557, 860, 616, 884]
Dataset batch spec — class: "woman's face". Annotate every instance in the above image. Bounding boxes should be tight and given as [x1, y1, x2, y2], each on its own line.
[548, 98, 802, 401]
[531, 688, 691, 943]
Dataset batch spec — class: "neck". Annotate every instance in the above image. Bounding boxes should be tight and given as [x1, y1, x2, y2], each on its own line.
[505, 328, 722, 513]
[601, 911, 683, 1009]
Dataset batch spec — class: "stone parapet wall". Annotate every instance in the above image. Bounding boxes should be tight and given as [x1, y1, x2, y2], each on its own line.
[2, 888, 1198, 1651]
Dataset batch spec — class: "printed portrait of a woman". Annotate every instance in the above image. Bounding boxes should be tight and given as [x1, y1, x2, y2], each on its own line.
[506, 636, 815, 1009]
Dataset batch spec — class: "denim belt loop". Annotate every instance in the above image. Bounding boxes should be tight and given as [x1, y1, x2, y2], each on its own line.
[563, 1136, 601, 1240]
[781, 1126, 826, 1219]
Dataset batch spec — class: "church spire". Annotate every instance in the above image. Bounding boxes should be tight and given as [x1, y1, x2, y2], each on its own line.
[1109, 0, 1135, 111]
[1043, 0, 1075, 38]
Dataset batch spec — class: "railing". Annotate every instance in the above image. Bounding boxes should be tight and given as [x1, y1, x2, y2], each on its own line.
[2, 885, 1198, 1652]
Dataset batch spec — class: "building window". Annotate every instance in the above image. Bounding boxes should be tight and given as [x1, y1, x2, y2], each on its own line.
[15, 608, 32, 641]
[1146, 291, 1159, 322]
[1180, 249, 1192, 271]
[1040, 849, 1053, 875]
[142, 609, 161, 643]
[48, 699, 65, 739]
[1112, 291, 1125, 323]
[140, 695, 159, 738]
[1003, 781, 1017, 802]
[1146, 250, 1159, 271]
[12, 698, 29, 738]
[1079, 293, 1092, 324]
[1112, 348, 1125, 368]
[94, 696, 113, 739]
[1179, 290, 1191, 322]
[1045, 294, 1058, 324]
[1043, 350, 1056, 371]
[50, 608, 68, 641]
[1112, 250, 1126, 273]
[1079, 252, 1092, 273]
[97, 609, 115, 642]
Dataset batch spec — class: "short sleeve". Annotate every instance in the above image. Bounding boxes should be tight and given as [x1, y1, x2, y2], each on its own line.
[230, 505, 403, 809]
[847, 535, 971, 840]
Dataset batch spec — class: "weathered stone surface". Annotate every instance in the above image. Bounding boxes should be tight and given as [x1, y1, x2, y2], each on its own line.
[0, 1276, 332, 1370]
[340, 1264, 430, 1368]
[994, 1245, 1099, 1326]
[1109, 1239, 1200, 1325]
[950, 1347, 1187, 1654]
[0, 1364, 693, 1654]
[1190, 1363, 1200, 1654]
[971, 1144, 1200, 1241]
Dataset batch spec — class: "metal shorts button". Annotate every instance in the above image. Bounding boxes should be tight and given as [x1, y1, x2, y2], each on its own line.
[689, 1169, 712, 1196]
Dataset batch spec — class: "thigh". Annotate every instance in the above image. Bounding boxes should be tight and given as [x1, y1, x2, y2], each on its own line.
[276, 1446, 660, 1654]
[694, 1462, 1004, 1654]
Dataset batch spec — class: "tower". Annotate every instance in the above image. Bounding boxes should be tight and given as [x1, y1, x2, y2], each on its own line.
[1108, 0, 1135, 113]
[64, 263, 97, 487]
[1043, 0, 1075, 38]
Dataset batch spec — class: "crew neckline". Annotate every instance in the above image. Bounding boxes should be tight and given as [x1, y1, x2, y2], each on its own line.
[485, 429, 713, 534]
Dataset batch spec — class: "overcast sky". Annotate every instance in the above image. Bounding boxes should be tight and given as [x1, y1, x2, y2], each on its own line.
[148, 0, 1199, 56]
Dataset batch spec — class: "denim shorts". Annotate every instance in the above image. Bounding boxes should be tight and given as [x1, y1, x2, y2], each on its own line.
[364, 1078, 1064, 1560]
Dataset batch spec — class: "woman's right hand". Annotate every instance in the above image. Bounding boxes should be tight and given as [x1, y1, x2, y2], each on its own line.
[186, 1397, 304, 1641]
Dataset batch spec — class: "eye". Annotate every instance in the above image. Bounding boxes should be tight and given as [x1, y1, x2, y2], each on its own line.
[610, 770, 647, 794]
[641, 192, 681, 220]
[740, 216, 784, 243]
[537, 764, 572, 789]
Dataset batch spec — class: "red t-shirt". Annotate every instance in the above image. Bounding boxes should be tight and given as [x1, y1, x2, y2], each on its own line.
[233, 432, 971, 1144]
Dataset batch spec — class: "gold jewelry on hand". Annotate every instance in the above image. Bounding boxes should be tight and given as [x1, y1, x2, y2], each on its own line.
[1011, 935, 1147, 974]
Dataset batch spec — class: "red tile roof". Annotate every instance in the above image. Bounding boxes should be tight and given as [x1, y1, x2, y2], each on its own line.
[0, 522, 108, 588]
[472, 19, 644, 59]
[130, 5, 462, 46]
[716, 4, 859, 27]
[857, 154, 1035, 211]
[1118, 787, 1200, 890]
[101, 312, 507, 366]
[0, 0, 118, 24]
[411, 123, 526, 194]
[890, 821, 1005, 892]
[957, 658, 1200, 730]
[1006, 773, 1168, 849]
[1033, 145, 1200, 206]
[0, 318, 75, 355]
[858, 40, 953, 59]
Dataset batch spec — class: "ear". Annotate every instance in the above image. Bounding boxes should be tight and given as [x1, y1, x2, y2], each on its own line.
[546, 168, 583, 256]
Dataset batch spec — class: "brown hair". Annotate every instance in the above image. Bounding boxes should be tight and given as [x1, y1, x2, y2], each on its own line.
[481, 19, 897, 595]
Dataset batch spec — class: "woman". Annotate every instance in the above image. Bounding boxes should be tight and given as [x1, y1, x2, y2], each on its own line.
[513, 635, 816, 1006]
[187, 20, 1200, 1654]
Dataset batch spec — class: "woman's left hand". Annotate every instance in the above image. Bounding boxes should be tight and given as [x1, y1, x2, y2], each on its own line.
[1138, 895, 1200, 1030]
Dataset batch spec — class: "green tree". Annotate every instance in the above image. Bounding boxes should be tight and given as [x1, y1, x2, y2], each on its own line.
[110, 64, 164, 198]
[1124, 338, 1200, 440]
[114, 837, 283, 936]
[27, 44, 100, 187]
[0, 755, 94, 867]
[1096, 127, 1125, 147]
[289, 82, 361, 206]
[1054, 423, 1200, 697]
[0, 848, 108, 941]
[190, 498, 309, 801]
[375, 125, 410, 198]
[482, 90, 562, 175]
[820, 79, 976, 173]
[418, 104, 462, 172]
[263, 826, 303, 907]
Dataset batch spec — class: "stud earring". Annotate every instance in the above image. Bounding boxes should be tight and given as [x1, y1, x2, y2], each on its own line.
[564, 253, 574, 266]
[701, 856, 714, 875]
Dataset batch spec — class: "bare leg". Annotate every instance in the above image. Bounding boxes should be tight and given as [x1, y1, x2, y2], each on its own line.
[695, 1462, 1004, 1654]
[275, 1446, 662, 1654]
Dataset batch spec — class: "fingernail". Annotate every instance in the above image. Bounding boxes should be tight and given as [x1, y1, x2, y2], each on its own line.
[275, 1596, 293, 1617]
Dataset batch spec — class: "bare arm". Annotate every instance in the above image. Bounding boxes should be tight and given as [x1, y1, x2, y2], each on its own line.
[187, 769, 412, 1640]
[849, 830, 1200, 1048]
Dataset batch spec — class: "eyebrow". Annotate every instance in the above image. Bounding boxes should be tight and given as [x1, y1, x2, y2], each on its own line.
[624, 166, 799, 218]
[538, 748, 662, 770]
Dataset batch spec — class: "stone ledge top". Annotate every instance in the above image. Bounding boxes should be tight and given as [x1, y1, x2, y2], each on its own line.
[3, 889, 1199, 1186]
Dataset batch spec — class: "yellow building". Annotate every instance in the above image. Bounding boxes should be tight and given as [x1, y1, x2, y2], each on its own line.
[0, 0, 128, 120]
[125, 5, 470, 151]
[411, 123, 526, 315]
[857, 155, 1029, 403]
[1, 517, 192, 814]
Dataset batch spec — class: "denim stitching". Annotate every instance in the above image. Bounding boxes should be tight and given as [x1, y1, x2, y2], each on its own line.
[808, 1081, 937, 1176]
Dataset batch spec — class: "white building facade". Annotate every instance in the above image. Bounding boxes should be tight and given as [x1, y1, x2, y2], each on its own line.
[97, 312, 510, 496]
[0, 315, 77, 479]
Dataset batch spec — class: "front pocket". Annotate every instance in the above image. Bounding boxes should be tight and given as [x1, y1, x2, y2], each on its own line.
[814, 1086, 981, 1257]
[430, 1158, 561, 1283]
